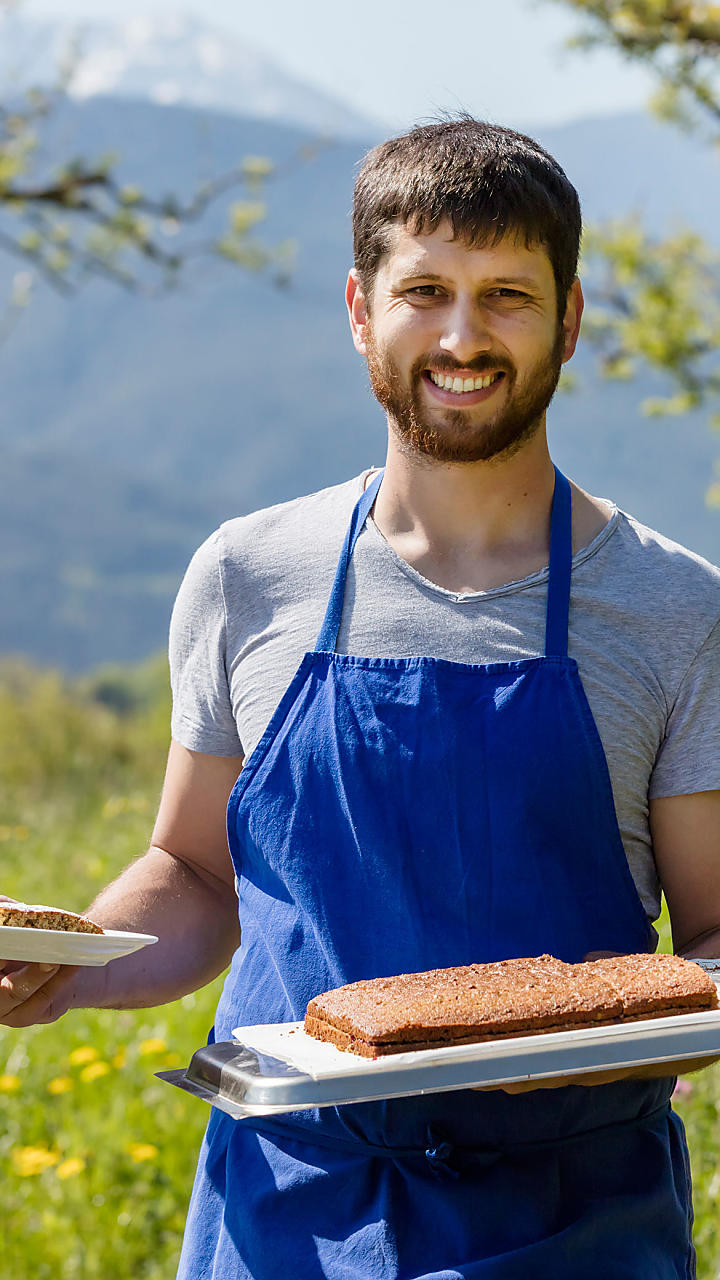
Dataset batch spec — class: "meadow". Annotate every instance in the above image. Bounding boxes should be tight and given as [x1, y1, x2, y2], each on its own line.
[1, 658, 720, 1277]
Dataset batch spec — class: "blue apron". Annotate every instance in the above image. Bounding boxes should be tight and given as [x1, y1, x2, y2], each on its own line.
[178, 469, 694, 1280]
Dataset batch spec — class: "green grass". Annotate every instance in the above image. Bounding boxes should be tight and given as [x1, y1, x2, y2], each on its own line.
[0, 658, 222, 1279]
[1, 659, 719, 1276]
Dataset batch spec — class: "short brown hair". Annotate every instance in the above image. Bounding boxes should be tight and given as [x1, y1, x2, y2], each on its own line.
[352, 115, 582, 320]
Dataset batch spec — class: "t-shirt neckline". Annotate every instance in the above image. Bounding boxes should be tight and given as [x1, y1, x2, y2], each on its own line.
[356, 468, 619, 604]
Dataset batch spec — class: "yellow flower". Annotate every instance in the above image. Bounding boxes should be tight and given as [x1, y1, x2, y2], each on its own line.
[69, 1046, 98, 1066]
[14, 826, 28, 841]
[139, 1038, 167, 1056]
[112, 1048, 127, 1069]
[12, 1145, 60, 1176]
[80, 1061, 110, 1083]
[161, 1052, 183, 1069]
[127, 1142, 158, 1163]
[56, 1157, 86, 1180]
[47, 1076, 73, 1095]
[0, 1074, 21, 1093]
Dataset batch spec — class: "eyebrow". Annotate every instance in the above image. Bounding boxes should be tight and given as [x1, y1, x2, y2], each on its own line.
[395, 272, 542, 289]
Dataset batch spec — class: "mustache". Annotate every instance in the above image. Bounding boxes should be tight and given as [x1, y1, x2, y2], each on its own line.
[416, 355, 513, 376]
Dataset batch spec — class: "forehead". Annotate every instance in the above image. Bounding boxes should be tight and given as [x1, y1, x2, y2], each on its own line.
[377, 219, 555, 285]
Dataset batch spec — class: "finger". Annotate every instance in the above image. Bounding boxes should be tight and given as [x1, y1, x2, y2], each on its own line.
[0, 963, 60, 1009]
[0, 965, 79, 1028]
[474, 1080, 539, 1093]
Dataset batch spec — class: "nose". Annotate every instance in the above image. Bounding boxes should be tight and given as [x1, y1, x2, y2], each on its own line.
[439, 298, 493, 365]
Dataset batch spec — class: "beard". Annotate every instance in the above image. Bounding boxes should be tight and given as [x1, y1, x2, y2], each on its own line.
[364, 324, 566, 464]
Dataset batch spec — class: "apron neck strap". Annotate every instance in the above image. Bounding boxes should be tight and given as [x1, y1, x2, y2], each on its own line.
[316, 470, 384, 652]
[316, 466, 572, 657]
[545, 467, 572, 659]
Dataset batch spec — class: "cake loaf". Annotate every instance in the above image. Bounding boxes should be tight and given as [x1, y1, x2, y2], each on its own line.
[305, 953, 718, 1057]
[0, 903, 104, 934]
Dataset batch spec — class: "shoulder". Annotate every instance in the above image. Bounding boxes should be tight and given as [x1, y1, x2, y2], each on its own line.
[172, 473, 368, 627]
[613, 508, 720, 595]
[215, 472, 367, 571]
[197, 473, 371, 636]
[593, 506, 720, 659]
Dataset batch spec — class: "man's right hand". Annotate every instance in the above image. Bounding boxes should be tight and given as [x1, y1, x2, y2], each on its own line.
[2, 743, 243, 1025]
[0, 959, 81, 1028]
[0, 743, 243, 1024]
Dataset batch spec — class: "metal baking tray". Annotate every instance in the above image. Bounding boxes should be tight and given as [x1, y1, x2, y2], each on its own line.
[158, 962, 720, 1120]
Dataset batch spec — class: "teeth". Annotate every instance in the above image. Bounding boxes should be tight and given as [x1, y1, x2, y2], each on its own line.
[429, 371, 501, 393]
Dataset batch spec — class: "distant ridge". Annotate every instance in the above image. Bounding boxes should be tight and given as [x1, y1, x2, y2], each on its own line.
[0, 11, 385, 139]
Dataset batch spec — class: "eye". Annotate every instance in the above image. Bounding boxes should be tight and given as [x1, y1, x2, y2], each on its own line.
[406, 285, 443, 298]
[490, 288, 528, 300]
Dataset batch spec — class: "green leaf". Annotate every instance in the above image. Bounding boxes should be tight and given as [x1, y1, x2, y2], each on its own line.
[17, 231, 42, 253]
[229, 201, 266, 235]
[241, 156, 273, 179]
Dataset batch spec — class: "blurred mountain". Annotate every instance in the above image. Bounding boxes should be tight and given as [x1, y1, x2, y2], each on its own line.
[0, 89, 718, 669]
[0, 10, 384, 138]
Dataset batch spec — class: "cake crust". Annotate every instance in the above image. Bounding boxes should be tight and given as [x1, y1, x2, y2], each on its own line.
[585, 954, 713, 1017]
[0, 903, 104, 934]
[305, 954, 718, 1057]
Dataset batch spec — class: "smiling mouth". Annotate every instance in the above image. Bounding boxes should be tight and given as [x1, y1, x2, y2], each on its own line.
[424, 370, 505, 395]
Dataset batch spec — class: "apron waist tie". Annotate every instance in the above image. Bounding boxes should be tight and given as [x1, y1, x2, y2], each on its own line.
[422, 1099, 672, 1179]
[244, 1098, 672, 1178]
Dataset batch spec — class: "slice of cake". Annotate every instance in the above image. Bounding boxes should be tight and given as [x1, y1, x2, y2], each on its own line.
[0, 902, 104, 934]
[587, 953, 716, 1019]
[305, 953, 718, 1057]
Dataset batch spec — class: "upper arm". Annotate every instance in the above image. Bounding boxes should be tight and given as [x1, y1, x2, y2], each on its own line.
[169, 529, 245, 758]
[650, 790, 720, 954]
[151, 739, 244, 891]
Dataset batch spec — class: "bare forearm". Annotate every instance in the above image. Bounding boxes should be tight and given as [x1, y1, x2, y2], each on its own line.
[677, 926, 720, 960]
[72, 846, 240, 1012]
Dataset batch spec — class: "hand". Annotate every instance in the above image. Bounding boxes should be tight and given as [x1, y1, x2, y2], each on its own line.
[475, 1055, 720, 1093]
[0, 959, 81, 1027]
[476, 1068, 638, 1093]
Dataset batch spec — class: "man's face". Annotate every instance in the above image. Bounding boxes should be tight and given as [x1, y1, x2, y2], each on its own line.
[350, 221, 581, 464]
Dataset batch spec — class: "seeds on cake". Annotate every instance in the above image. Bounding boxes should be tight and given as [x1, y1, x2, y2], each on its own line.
[0, 903, 104, 934]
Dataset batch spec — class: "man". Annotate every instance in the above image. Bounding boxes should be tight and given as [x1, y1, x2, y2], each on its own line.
[2, 117, 720, 1278]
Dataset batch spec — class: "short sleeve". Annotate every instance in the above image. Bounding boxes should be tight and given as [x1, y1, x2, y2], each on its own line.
[169, 529, 244, 757]
[649, 619, 720, 798]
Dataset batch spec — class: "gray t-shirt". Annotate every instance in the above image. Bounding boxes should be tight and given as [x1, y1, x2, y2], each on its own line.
[170, 470, 720, 924]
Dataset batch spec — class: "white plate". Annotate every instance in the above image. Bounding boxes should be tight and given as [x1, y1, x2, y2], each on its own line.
[0, 926, 158, 967]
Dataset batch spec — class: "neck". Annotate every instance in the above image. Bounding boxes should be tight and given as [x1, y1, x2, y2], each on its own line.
[374, 426, 556, 565]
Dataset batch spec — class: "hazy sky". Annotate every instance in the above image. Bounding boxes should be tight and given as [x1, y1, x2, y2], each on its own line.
[26, 0, 658, 130]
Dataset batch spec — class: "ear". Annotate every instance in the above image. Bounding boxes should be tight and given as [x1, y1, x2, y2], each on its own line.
[561, 277, 584, 363]
[346, 269, 370, 356]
